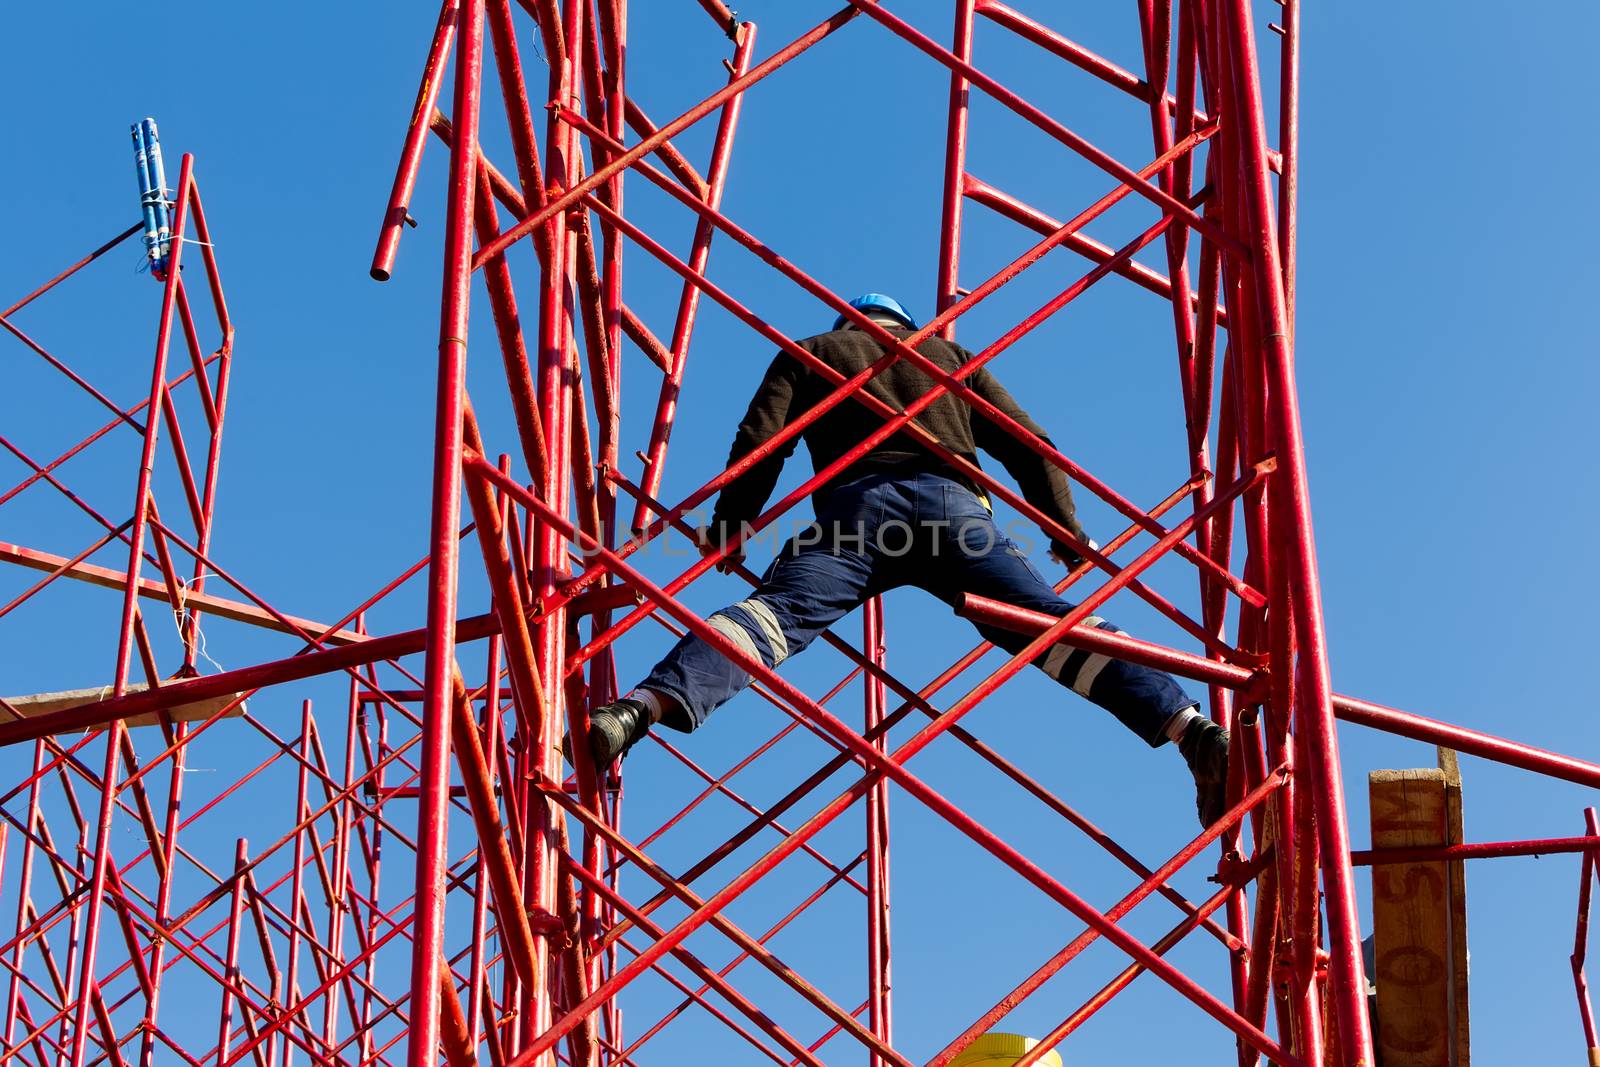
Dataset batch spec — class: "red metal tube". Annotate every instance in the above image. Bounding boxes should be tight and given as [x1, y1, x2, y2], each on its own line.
[446, 669, 541, 990]
[1332, 694, 1600, 790]
[863, 597, 892, 1065]
[134, 710, 190, 1067]
[465, 658, 498, 1051]
[371, 0, 461, 280]
[214, 839, 249, 1067]
[485, 0, 547, 217]
[1217, 0, 1373, 1057]
[1353, 834, 1600, 865]
[408, 0, 485, 1060]
[1574, 809, 1600, 1055]
[957, 593, 1260, 691]
[283, 701, 312, 1066]
[470, 164, 553, 494]
[1, 745, 43, 1048]
[934, 0, 976, 335]
[1277, 0, 1301, 320]
[462, 413, 549, 740]
[979, 1, 1156, 106]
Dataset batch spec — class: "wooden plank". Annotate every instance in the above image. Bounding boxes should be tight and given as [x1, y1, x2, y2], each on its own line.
[0, 540, 364, 645]
[1369, 768, 1452, 1067]
[0, 684, 243, 733]
[1436, 748, 1471, 1067]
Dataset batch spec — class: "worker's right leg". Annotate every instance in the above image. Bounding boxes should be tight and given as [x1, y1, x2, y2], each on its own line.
[635, 535, 880, 731]
[581, 474, 898, 769]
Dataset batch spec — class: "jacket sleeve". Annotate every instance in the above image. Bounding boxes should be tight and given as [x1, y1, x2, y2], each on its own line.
[966, 361, 1086, 555]
[708, 349, 806, 543]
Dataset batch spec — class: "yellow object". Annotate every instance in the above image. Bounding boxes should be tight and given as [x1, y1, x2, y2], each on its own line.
[948, 1032, 1062, 1067]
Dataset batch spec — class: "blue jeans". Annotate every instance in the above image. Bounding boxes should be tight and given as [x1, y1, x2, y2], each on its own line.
[642, 471, 1194, 747]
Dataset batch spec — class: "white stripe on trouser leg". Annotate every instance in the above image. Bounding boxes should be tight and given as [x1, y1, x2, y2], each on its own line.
[1068, 616, 1113, 698]
[730, 597, 790, 665]
[708, 612, 764, 666]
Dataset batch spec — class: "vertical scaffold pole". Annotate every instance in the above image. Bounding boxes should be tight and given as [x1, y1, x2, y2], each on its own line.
[1574, 808, 1600, 1062]
[934, 0, 976, 338]
[522, 0, 585, 1058]
[864, 596, 893, 1065]
[1218, 0, 1373, 1060]
[372, 0, 461, 281]
[409, 1, 484, 1063]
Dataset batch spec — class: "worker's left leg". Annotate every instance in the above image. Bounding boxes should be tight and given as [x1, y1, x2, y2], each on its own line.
[917, 475, 1230, 825]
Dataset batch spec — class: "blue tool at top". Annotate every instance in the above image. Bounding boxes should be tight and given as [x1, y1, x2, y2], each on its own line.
[131, 118, 172, 278]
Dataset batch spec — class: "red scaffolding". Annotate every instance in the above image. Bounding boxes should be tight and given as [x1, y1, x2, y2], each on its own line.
[4, 2, 1600, 1066]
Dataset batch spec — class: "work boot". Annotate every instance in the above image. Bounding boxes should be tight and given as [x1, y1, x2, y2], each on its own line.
[576, 697, 654, 772]
[1178, 716, 1230, 828]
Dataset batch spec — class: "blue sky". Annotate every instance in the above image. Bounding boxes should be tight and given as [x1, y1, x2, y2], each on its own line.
[2, 2, 1598, 1064]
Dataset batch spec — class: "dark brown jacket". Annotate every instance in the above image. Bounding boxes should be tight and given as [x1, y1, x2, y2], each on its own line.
[710, 327, 1083, 553]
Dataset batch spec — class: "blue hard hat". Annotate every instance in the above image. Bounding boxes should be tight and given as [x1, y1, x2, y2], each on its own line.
[833, 292, 917, 331]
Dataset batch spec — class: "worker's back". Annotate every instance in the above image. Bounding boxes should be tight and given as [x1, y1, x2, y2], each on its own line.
[713, 322, 1081, 552]
[783, 326, 988, 492]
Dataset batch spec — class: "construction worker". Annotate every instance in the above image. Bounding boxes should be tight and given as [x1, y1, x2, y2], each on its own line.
[582, 293, 1230, 826]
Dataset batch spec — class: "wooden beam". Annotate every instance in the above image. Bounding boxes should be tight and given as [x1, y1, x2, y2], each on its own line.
[0, 540, 363, 645]
[1369, 767, 1463, 1066]
[1, 684, 243, 733]
[1436, 748, 1471, 1067]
